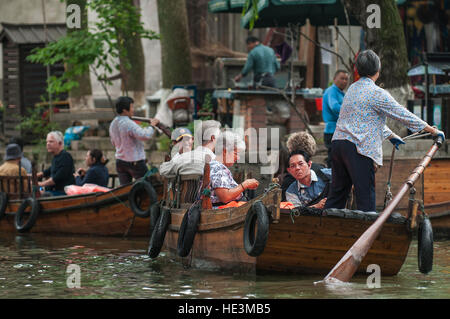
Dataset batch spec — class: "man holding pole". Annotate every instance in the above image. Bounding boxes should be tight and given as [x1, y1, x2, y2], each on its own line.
[324, 50, 445, 212]
[109, 96, 160, 185]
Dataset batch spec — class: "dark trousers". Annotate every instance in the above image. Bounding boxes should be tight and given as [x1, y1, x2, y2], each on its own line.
[324, 140, 376, 212]
[254, 73, 276, 88]
[324, 133, 333, 168]
[116, 159, 148, 185]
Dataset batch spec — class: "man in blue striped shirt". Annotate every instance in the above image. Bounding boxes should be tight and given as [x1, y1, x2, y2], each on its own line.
[322, 70, 349, 167]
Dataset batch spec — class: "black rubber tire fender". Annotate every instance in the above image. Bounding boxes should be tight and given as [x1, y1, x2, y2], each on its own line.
[0, 192, 8, 220]
[243, 200, 270, 257]
[418, 217, 433, 274]
[15, 198, 40, 233]
[149, 201, 161, 237]
[147, 206, 171, 259]
[177, 203, 201, 257]
[129, 180, 157, 218]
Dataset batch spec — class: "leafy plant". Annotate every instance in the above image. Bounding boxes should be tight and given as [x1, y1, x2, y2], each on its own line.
[198, 93, 214, 120]
[15, 105, 61, 145]
[156, 135, 171, 152]
[242, 0, 259, 30]
[26, 0, 159, 100]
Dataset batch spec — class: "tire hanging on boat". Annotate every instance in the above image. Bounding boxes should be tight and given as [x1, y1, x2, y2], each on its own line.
[149, 201, 162, 235]
[177, 203, 201, 257]
[418, 216, 433, 274]
[147, 206, 171, 258]
[129, 180, 157, 218]
[15, 197, 40, 233]
[243, 200, 270, 257]
[0, 192, 8, 220]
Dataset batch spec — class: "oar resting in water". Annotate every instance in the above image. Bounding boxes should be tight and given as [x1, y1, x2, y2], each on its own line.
[323, 135, 444, 283]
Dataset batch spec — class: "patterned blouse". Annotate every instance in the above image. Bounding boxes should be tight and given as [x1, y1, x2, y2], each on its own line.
[332, 77, 427, 166]
[209, 160, 243, 204]
[109, 116, 155, 162]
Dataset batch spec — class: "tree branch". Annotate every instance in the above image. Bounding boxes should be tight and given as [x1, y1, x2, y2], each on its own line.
[297, 27, 351, 73]
[259, 85, 314, 136]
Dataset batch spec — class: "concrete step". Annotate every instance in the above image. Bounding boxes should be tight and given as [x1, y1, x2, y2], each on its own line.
[71, 136, 115, 151]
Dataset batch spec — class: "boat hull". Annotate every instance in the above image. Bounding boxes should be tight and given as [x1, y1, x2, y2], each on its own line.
[163, 188, 412, 275]
[0, 182, 162, 236]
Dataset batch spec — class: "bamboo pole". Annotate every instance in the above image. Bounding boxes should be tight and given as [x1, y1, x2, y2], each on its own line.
[323, 137, 443, 283]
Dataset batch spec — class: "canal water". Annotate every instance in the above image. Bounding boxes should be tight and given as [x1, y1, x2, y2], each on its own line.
[0, 233, 448, 299]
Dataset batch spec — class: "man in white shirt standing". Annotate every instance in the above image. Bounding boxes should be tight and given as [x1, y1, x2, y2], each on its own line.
[109, 96, 160, 185]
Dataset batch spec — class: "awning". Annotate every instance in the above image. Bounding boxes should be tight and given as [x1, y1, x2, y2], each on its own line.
[240, 0, 360, 29]
[207, 0, 408, 29]
[208, 0, 246, 13]
[0, 23, 66, 44]
[407, 64, 446, 77]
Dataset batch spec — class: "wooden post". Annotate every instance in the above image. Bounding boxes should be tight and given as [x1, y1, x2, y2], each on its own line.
[31, 162, 40, 199]
[201, 155, 212, 210]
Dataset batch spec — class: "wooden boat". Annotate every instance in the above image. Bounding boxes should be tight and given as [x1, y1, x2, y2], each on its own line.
[0, 174, 163, 236]
[394, 200, 450, 238]
[375, 157, 450, 238]
[156, 168, 419, 276]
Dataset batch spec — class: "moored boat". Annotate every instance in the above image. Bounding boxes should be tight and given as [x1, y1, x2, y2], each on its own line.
[0, 174, 163, 236]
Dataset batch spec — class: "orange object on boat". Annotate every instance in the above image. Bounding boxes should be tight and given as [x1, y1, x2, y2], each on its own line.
[280, 202, 295, 209]
[65, 183, 110, 196]
[217, 201, 247, 209]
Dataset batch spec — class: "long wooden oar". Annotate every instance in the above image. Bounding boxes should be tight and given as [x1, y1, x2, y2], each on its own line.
[130, 116, 172, 138]
[323, 136, 443, 283]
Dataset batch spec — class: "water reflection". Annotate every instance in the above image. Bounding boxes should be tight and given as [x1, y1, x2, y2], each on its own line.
[0, 233, 448, 299]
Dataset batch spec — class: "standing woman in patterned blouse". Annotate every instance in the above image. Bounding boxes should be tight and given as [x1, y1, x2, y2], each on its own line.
[209, 131, 259, 207]
[324, 50, 445, 212]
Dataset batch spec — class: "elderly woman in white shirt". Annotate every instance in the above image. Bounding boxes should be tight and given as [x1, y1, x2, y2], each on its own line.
[209, 131, 259, 207]
[324, 50, 445, 212]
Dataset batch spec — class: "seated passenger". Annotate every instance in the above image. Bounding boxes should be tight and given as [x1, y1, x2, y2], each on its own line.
[209, 131, 259, 207]
[37, 131, 75, 196]
[285, 150, 331, 209]
[170, 127, 194, 160]
[8, 137, 32, 174]
[0, 143, 29, 192]
[159, 120, 221, 177]
[280, 131, 318, 201]
[74, 149, 109, 187]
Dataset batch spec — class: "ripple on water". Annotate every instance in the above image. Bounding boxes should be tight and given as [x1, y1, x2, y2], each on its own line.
[0, 234, 449, 299]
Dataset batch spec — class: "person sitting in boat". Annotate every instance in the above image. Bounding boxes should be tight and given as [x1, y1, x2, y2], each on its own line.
[37, 131, 75, 196]
[276, 131, 319, 201]
[159, 120, 221, 177]
[285, 150, 331, 209]
[170, 127, 193, 160]
[209, 131, 259, 207]
[8, 137, 32, 174]
[0, 143, 30, 193]
[74, 149, 109, 187]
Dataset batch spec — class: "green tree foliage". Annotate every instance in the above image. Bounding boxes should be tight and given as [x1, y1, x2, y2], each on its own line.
[26, 0, 159, 98]
[15, 105, 61, 145]
[242, 0, 259, 30]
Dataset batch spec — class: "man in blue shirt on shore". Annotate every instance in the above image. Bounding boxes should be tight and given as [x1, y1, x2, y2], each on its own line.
[322, 69, 349, 167]
[234, 36, 280, 88]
